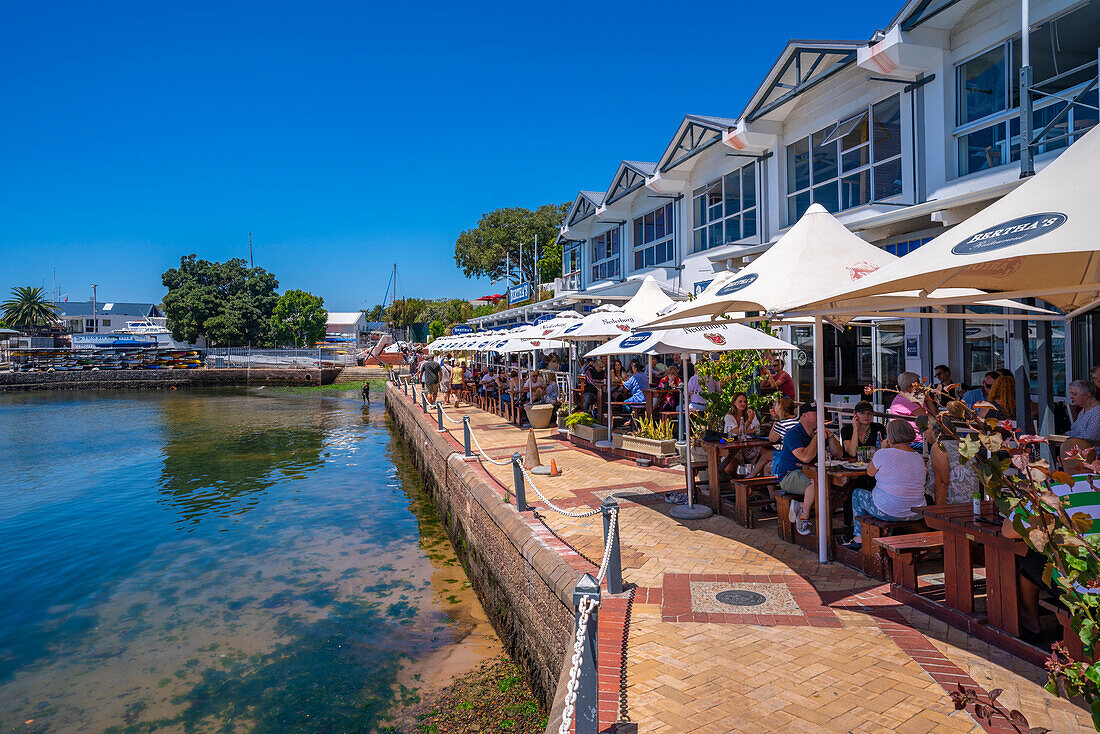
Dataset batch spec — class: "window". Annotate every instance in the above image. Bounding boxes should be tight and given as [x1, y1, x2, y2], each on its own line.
[632, 202, 675, 270]
[692, 164, 757, 251]
[591, 227, 620, 282]
[562, 241, 581, 276]
[955, 2, 1100, 176]
[102, 319, 111, 327]
[882, 236, 932, 257]
[786, 94, 903, 223]
[84, 319, 95, 332]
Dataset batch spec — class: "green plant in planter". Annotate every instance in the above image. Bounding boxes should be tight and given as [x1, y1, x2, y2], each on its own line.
[694, 325, 775, 432]
[564, 411, 594, 429]
[631, 415, 675, 441]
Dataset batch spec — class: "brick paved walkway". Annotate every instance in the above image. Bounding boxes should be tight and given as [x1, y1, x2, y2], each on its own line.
[404, 390, 1091, 733]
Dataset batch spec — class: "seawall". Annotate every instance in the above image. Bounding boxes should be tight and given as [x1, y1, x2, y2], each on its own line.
[0, 368, 341, 391]
[384, 383, 577, 712]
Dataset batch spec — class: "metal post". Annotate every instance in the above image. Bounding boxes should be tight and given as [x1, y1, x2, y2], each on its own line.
[403, 378, 408, 396]
[1011, 317, 1030, 429]
[411, 382, 417, 403]
[463, 416, 473, 457]
[436, 402, 444, 431]
[1036, 315, 1055, 463]
[572, 574, 600, 734]
[512, 452, 528, 512]
[1019, 0, 1035, 177]
[421, 389, 428, 413]
[601, 497, 623, 594]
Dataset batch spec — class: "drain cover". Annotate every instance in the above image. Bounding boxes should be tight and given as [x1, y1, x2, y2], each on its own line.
[715, 590, 767, 607]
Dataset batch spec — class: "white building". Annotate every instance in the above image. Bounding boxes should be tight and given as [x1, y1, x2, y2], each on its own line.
[475, 0, 1098, 426]
[325, 312, 369, 344]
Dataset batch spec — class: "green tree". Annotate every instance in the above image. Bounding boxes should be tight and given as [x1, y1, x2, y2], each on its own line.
[1, 286, 60, 331]
[453, 202, 570, 287]
[161, 255, 279, 346]
[270, 290, 328, 347]
[428, 319, 445, 339]
[383, 297, 427, 330]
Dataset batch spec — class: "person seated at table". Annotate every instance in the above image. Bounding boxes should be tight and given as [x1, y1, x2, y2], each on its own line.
[671, 353, 694, 381]
[760, 356, 796, 400]
[769, 396, 799, 443]
[546, 354, 561, 373]
[478, 368, 498, 399]
[582, 359, 605, 416]
[501, 370, 523, 409]
[976, 375, 1015, 422]
[774, 401, 842, 536]
[963, 371, 999, 409]
[1060, 379, 1100, 473]
[686, 368, 712, 413]
[622, 362, 648, 428]
[927, 417, 978, 505]
[840, 401, 886, 460]
[933, 364, 963, 406]
[841, 420, 927, 551]
[525, 369, 547, 403]
[657, 365, 682, 411]
[608, 359, 627, 401]
[722, 392, 767, 478]
[889, 372, 930, 450]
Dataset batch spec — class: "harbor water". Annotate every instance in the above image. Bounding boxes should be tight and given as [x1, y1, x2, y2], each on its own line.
[0, 387, 498, 732]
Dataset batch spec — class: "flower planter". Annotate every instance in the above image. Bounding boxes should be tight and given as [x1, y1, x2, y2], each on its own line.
[556, 413, 568, 431]
[614, 433, 678, 457]
[679, 443, 707, 463]
[525, 404, 554, 429]
[570, 423, 607, 444]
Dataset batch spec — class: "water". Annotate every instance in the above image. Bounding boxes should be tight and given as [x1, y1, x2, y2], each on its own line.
[0, 388, 494, 733]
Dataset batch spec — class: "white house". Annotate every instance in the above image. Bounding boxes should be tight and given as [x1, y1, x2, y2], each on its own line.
[325, 312, 369, 344]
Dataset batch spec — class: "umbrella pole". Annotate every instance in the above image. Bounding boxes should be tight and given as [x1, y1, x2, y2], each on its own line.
[683, 352, 694, 508]
[814, 315, 828, 564]
[606, 355, 612, 441]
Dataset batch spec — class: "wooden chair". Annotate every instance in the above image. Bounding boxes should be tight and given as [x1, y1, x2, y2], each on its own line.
[874, 532, 944, 590]
[1040, 599, 1095, 662]
[771, 488, 797, 543]
[722, 476, 779, 528]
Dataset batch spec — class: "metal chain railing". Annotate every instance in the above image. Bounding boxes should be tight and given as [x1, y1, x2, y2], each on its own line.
[467, 429, 514, 466]
[559, 594, 598, 734]
[519, 464, 602, 519]
[434, 402, 464, 425]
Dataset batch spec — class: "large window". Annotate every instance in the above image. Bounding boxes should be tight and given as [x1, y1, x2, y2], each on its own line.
[955, 1, 1100, 176]
[563, 242, 581, 276]
[786, 94, 903, 223]
[632, 202, 675, 270]
[692, 164, 757, 252]
[591, 227, 620, 282]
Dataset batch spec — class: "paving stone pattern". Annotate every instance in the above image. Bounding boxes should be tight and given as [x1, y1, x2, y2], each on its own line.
[396, 388, 1092, 733]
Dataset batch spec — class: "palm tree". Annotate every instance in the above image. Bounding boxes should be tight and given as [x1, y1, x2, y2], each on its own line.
[1, 286, 61, 331]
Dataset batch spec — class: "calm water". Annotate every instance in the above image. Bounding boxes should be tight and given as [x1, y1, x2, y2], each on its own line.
[0, 388, 486, 733]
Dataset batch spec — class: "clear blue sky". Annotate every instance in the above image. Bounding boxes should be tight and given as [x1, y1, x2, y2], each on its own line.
[0, 0, 891, 312]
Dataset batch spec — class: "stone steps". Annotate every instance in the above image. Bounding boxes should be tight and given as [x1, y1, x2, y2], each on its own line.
[334, 366, 389, 383]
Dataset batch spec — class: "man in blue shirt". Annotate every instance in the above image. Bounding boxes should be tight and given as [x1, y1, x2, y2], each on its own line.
[774, 401, 842, 536]
[963, 371, 998, 408]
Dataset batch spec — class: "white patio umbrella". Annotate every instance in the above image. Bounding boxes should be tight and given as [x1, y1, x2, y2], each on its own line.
[793, 123, 1100, 318]
[588, 323, 797, 520]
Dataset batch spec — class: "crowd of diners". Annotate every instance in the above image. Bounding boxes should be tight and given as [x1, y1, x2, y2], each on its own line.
[407, 345, 1100, 635]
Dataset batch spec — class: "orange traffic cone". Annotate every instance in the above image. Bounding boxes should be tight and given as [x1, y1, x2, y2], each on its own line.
[549, 458, 561, 477]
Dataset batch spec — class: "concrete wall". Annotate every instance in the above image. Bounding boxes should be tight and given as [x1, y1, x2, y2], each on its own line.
[384, 384, 578, 710]
[0, 368, 340, 391]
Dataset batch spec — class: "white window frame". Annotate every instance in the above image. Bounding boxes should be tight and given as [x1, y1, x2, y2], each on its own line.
[632, 202, 675, 271]
[591, 227, 621, 282]
[692, 163, 758, 253]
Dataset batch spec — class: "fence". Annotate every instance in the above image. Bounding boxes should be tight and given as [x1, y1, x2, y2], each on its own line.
[392, 372, 620, 734]
[203, 347, 357, 369]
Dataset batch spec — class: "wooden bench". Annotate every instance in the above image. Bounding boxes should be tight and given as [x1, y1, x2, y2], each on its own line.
[771, 488, 798, 543]
[856, 516, 928, 580]
[874, 531, 944, 590]
[722, 476, 778, 528]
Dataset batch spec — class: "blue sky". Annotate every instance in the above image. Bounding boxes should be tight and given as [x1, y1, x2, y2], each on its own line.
[0, 0, 892, 311]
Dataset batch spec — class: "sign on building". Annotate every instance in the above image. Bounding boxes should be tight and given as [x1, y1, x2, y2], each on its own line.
[508, 282, 532, 305]
[451, 324, 474, 335]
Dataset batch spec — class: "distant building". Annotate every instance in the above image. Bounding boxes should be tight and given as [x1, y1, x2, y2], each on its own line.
[325, 312, 369, 344]
[52, 301, 162, 334]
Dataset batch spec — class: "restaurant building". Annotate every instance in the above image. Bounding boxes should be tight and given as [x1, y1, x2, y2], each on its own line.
[499, 0, 1097, 421]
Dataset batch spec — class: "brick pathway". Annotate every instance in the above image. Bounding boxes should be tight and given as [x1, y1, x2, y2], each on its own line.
[401, 390, 1092, 733]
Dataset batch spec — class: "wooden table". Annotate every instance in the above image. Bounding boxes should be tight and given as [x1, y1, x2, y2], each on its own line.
[643, 388, 681, 421]
[919, 502, 1029, 636]
[800, 461, 868, 558]
[700, 437, 773, 512]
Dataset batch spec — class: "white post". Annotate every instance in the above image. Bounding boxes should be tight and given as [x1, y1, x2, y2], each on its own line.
[1021, 0, 1030, 67]
[606, 355, 612, 441]
[683, 351, 694, 507]
[814, 315, 828, 564]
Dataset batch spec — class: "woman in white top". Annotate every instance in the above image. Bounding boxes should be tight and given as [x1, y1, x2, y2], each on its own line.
[524, 370, 546, 403]
[721, 392, 767, 478]
[842, 419, 927, 550]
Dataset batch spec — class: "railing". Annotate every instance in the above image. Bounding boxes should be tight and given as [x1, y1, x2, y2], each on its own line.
[203, 347, 356, 369]
[398, 381, 621, 734]
[555, 271, 582, 295]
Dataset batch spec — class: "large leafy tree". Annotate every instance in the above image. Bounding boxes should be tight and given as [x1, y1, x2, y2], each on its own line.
[454, 202, 570, 286]
[270, 290, 328, 347]
[161, 255, 279, 346]
[1, 286, 60, 331]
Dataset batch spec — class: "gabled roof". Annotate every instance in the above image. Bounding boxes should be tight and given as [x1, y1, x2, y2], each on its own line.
[52, 301, 162, 318]
[891, 0, 964, 31]
[658, 115, 739, 173]
[605, 161, 658, 205]
[565, 190, 605, 227]
[742, 40, 863, 123]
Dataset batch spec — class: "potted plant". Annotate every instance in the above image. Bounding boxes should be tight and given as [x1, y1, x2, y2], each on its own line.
[525, 402, 554, 429]
[614, 415, 677, 457]
[565, 411, 606, 444]
[556, 401, 574, 430]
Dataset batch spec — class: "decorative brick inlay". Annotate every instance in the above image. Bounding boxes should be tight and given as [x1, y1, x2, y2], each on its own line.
[660, 573, 842, 627]
[689, 581, 799, 615]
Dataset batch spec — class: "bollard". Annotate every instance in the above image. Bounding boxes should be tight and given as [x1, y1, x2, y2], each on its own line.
[512, 452, 528, 512]
[572, 574, 600, 734]
[436, 402, 444, 431]
[601, 497, 624, 594]
[463, 416, 473, 457]
[403, 379, 408, 396]
[421, 389, 428, 413]
[411, 383, 416, 403]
